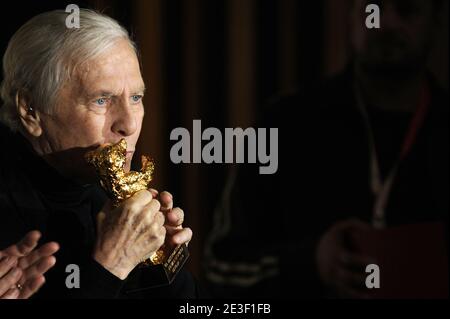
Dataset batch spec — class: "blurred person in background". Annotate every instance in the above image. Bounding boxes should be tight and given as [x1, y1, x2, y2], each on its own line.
[205, 0, 448, 298]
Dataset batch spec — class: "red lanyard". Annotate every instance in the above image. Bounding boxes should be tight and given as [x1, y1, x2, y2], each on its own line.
[400, 85, 430, 160]
[356, 82, 431, 229]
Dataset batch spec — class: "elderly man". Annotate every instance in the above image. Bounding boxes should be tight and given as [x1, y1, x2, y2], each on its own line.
[0, 9, 195, 298]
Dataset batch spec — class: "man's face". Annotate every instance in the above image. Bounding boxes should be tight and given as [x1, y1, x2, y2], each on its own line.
[351, 0, 437, 74]
[36, 39, 145, 182]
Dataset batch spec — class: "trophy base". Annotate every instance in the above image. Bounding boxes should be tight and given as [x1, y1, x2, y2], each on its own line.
[124, 244, 190, 293]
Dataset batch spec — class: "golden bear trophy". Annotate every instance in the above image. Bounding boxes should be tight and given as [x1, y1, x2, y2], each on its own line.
[85, 139, 189, 287]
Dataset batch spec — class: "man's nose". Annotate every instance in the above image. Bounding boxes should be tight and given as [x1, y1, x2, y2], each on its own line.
[111, 98, 138, 137]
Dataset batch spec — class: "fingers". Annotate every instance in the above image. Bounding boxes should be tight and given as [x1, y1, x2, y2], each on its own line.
[159, 191, 173, 212]
[4, 231, 41, 257]
[140, 200, 162, 221]
[0, 258, 20, 299]
[139, 212, 166, 257]
[147, 200, 162, 218]
[1, 288, 20, 299]
[18, 275, 46, 299]
[140, 210, 165, 233]
[154, 211, 165, 227]
[135, 201, 165, 243]
[0, 232, 58, 300]
[148, 188, 159, 198]
[0, 267, 22, 296]
[0, 256, 18, 278]
[120, 191, 159, 228]
[160, 192, 184, 246]
[166, 207, 184, 227]
[166, 227, 193, 246]
[141, 210, 165, 252]
[128, 189, 154, 209]
[18, 242, 59, 270]
[19, 242, 59, 270]
[19, 256, 56, 287]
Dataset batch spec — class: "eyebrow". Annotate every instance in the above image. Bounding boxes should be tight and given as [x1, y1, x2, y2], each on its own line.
[137, 86, 147, 94]
[87, 86, 146, 98]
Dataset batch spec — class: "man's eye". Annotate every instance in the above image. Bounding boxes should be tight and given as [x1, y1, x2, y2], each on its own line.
[131, 95, 143, 103]
[94, 98, 109, 106]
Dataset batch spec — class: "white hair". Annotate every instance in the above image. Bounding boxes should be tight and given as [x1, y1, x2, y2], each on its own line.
[0, 9, 137, 131]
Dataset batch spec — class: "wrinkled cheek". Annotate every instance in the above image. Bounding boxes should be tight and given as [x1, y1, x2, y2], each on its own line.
[136, 112, 144, 134]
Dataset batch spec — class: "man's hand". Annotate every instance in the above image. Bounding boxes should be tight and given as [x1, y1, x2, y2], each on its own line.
[316, 219, 375, 299]
[93, 190, 166, 280]
[0, 255, 21, 299]
[151, 189, 193, 249]
[0, 231, 59, 299]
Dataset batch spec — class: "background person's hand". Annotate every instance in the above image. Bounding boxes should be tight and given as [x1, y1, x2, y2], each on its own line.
[0, 231, 59, 299]
[93, 190, 166, 280]
[315, 219, 375, 299]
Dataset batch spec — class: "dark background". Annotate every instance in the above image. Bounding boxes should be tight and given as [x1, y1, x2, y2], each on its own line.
[0, 0, 448, 284]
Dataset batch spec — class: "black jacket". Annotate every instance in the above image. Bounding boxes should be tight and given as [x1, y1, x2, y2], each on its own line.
[0, 124, 199, 299]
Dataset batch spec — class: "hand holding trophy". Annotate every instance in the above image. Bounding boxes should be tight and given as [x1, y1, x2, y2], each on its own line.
[86, 139, 189, 286]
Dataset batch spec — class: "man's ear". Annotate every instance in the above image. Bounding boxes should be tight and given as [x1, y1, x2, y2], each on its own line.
[16, 91, 42, 137]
